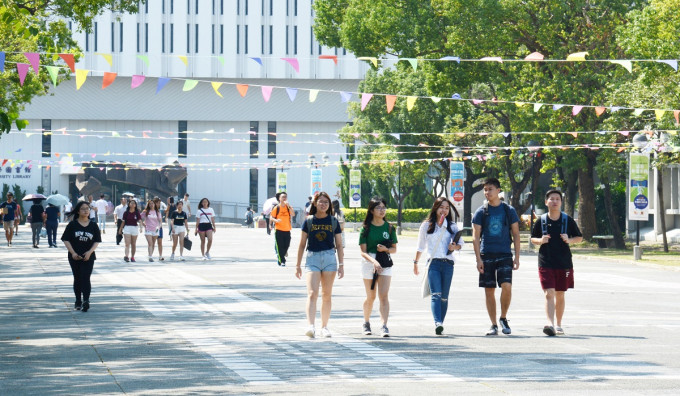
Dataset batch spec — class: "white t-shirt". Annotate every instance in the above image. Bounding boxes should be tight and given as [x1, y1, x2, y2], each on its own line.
[88, 202, 96, 219]
[197, 207, 215, 223]
[64, 202, 72, 213]
[182, 198, 191, 215]
[94, 199, 109, 216]
[114, 204, 127, 220]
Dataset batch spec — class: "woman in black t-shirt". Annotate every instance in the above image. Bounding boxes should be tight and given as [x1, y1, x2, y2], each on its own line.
[169, 201, 188, 261]
[61, 201, 101, 312]
[29, 201, 45, 248]
[295, 192, 344, 338]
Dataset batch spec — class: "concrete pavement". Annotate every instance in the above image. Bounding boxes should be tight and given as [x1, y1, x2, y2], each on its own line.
[1, 224, 680, 395]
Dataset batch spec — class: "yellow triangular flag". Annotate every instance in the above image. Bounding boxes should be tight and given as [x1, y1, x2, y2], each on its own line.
[610, 60, 632, 73]
[309, 89, 319, 102]
[655, 109, 665, 120]
[566, 52, 588, 61]
[515, 102, 526, 107]
[357, 57, 378, 67]
[406, 96, 417, 111]
[211, 82, 223, 98]
[95, 53, 113, 66]
[182, 79, 199, 91]
[75, 69, 89, 90]
[178, 55, 188, 66]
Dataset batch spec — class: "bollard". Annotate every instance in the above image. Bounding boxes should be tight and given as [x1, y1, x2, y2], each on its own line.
[397, 226, 402, 235]
[633, 246, 642, 260]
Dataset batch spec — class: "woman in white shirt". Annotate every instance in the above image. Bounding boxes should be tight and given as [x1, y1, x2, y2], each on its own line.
[194, 198, 216, 260]
[413, 197, 464, 336]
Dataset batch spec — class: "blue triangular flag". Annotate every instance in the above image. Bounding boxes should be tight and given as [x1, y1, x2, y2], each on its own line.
[340, 91, 352, 103]
[156, 77, 171, 94]
[15, 148, 22, 152]
[286, 87, 298, 102]
[0, 52, 4, 72]
[250, 57, 263, 66]
[451, 93, 462, 100]
[552, 104, 564, 110]
[440, 56, 461, 63]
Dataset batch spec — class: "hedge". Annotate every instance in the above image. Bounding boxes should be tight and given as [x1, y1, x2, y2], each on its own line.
[340, 208, 431, 223]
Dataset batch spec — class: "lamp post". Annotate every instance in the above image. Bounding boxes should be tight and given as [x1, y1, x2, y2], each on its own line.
[527, 140, 541, 235]
[351, 159, 360, 227]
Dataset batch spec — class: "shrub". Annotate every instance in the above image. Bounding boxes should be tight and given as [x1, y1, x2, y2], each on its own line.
[341, 208, 431, 223]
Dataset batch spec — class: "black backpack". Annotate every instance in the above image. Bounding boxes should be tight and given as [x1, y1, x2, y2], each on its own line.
[541, 212, 568, 235]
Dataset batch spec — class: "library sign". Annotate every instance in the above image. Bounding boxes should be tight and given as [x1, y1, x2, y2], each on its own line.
[0, 165, 36, 181]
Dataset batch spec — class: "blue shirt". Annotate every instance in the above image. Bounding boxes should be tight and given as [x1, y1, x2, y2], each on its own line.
[472, 202, 519, 254]
[0, 201, 18, 222]
[45, 206, 60, 222]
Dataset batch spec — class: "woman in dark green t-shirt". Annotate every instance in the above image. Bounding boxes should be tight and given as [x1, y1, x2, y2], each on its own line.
[359, 197, 398, 337]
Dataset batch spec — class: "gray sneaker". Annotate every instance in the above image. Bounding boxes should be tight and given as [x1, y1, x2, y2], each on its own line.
[362, 322, 372, 335]
[380, 325, 390, 337]
[486, 324, 499, 336]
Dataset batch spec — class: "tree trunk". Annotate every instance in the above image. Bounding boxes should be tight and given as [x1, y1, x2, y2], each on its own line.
[577, 154, 597, 240]
[657, 167, 669, 252]
[563, 169, 578, 218]
[601, 175, 625, 249]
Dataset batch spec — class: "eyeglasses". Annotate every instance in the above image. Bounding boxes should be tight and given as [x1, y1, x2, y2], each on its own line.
[317, 201, 330, 205]
[375, 207, 387, 211]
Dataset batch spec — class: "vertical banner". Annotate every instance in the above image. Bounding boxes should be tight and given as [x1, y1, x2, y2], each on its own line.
[311, 168, 322, 196]
[277, 172, 287, 192]
[349, 169, 362, 208]
[449, 161, 465, 220]
[629, 153, 650, 221]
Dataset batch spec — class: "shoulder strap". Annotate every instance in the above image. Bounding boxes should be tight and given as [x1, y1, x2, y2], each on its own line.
[305, 215, 313, 233]
[561, 212, 568, 234]
[273, 205, 279, 217]
[541, 213, 548, 235]
[330, 215, 338, 232]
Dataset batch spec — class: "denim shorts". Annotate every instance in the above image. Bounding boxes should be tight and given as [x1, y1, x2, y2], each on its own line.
[479, 254, 514, 288]
[305, 249, 338, 272]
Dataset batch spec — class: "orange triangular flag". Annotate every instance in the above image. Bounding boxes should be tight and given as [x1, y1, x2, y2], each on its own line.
[59, 53, 76, 72]
[595, 106, 606, 117]
[102, 72, 117, 89]
[236, 84, 249, 97]
[674, 110, 679, 125]
[568, 132, 578, 138]
[385, 95, 397, 113]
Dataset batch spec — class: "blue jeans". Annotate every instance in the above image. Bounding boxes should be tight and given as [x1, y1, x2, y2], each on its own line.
[46, 220, 58, 246]
[428, 259, 454, 324]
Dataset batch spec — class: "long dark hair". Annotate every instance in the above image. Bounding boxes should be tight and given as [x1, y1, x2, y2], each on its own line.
[362, 196, 388, 240]
[426, 197, 459, 234]
[144, 200, 159, 217]
[198, 198, 210, 208]
[127, 200, 139, 213]
[66, 201, 90, 220]
[309, 192, 333, 216]
[332, 200, 342, 217]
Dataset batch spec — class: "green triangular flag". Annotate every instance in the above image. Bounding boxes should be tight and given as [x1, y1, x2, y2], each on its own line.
[136, 55, 150, 67]
[217, 56, 225, 65]
[46, 66, 60, 86]
[182, 79, 199, 91]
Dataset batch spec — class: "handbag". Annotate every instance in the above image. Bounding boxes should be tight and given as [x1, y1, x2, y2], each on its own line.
[421, 222, 449, 298]
[183, 235, 193, 251]
[371, 240, 393, 290]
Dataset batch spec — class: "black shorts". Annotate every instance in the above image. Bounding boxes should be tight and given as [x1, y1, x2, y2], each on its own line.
[479, 254, 514, 288]
[198, 223, 213, 232]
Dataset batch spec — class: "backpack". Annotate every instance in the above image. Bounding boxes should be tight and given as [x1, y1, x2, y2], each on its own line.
[246, 211, 254, 224]
[305, 215, 339, 249]
[481, 202, 515, 243]
[540, 212, 568, 235]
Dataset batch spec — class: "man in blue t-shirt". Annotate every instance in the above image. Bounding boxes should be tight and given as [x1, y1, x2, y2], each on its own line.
[472, 178, 521, 336]
[1, 192, 18, 246]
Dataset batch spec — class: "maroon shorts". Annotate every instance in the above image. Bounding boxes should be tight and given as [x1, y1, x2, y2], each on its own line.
[538, 267, 574, 291]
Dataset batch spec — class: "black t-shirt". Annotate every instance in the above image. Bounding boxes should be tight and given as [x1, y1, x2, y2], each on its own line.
[45, 206, 59, 221]
[170, 210, 187, 226]
[301, 215, 342, 252]
[29, 204, 45, 223]
[531, 213, 582, 269]
[61, 220, 102, 260]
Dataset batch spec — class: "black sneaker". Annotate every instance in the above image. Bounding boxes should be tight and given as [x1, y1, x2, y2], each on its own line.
[81, 301, 89, 312]
[485, 324, 499, 336]
[499, 317, 511, 335]
[362, 322, 372, 335]
[543, 325, 556, 336]
[74, 301, 82, 311]
[435, 322, 444, 335]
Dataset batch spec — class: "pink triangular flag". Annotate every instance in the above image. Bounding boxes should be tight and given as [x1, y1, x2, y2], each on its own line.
[595, 106, 606, 117]
[524, 52, 544, 61]
[261, 86, 274, 102]
[572, 105, 584, 116]
[131, 75, 145, 89]
[361, 93, 373, 111]
[24, 52, 40, 74]
[386, 95, 397, 113]
[16, 63, 30, 86]
[281, 58, 300, 73]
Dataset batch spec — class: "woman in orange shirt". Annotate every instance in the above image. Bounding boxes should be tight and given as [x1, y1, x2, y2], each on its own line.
[270, 192, 295, 266]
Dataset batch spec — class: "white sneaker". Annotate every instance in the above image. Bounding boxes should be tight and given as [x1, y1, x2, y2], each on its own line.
[202, 255, 207, 261]
[179, 256, 185, 261]
[380, 325, 390, 337]
[205, 252, 211, 260]
[321, 327, 332, 338]
[170, 253, 175, 261]
[305, 326, 315, 338]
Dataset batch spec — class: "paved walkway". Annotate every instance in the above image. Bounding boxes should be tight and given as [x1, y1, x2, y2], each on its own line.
[1, 224, 679, 395]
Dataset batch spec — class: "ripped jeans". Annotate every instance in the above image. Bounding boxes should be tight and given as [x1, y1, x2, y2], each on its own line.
[428, 258, 454, 324]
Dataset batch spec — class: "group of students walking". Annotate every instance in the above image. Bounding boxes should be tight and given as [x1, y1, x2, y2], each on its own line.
[293, 177, 582, 339]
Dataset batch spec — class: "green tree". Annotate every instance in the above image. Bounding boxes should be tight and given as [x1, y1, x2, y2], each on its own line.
[0, 1, 142, 134]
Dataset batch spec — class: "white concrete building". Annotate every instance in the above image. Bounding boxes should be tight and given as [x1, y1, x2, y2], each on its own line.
[3, 0, 368, 221]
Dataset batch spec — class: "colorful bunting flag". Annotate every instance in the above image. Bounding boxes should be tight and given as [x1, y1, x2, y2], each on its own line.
[236, 84, 249, 97]
[533, 103, 543, 112]
[16, 63, 30, 86]
[137, 55, 150, 67]
[431, 96, 441, 103]
[131, 75, 145, 89]
[217, 56, 225, 65]
[177, 55, 188, 66]
[655, 109, 665, 120]
[309, 89, 319, 102]
[156, 77, 171, 94]
[281, 58, 300, 73]
[319, 55, 338, 64]
[658, 60, 678, 71]
[250, 57, 263, 66]
[401, 58, 417, 71]
[182, 79, 199, 91]
[595, 107, 606, 117]
[610, 60, 632, 73]
[95, 53, 113, 66]
[340, 91, 352, 103]
[451, 93, 461, 100]
[285, 87, 297, 102]
[633, 108, 645, 116]
[385, 95, 397, 113]
[480, 56, 503, 63]
[59, 53, 76, 72]
[211, 82, 224, 98]
[0, 51, 5, 72]
[357, 57, 378, 67]
[45, 66, 60, 86]
[360, 93, 373, 111]
[261, 86, 274, 102]
[552, 104, 564, 110]
[407, 96, 417, 111]
[674, 110, 679, 124]
[524, 52, 544, 61]
[75, 69, 89, 90]
[440, 56, 461, 63]
[24, 52, 40, 74]
[572, 105, 583, 116]
[101, 72, 116, 89]
[566, 52, 588, 61]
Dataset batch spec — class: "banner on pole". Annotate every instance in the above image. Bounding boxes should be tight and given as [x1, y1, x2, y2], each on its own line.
[277, 172, 287, 192]
[311, 168, 322, 196]
[449, 161, 465, 219]
[628, 153, 650, 221]
[349, 169, 361, 208]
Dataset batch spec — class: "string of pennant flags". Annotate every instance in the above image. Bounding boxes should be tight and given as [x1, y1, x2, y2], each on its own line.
[3, 51, 680, 122]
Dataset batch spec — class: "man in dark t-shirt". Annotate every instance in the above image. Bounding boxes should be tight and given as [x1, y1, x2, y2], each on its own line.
[530, 190, 583, 337]
[1, 192, 18, 246]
